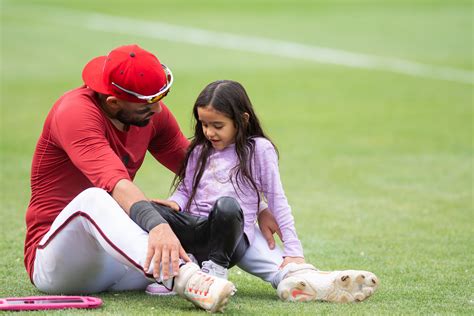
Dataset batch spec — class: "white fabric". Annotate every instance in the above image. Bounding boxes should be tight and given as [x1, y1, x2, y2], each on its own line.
[33, 188, 154, 294]
[237, 226, 287, 288]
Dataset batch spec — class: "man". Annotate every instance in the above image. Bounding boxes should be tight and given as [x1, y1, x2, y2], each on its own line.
[24, 44, 235, 312]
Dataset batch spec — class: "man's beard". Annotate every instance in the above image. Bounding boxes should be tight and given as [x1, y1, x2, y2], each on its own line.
[116, 110, 151, 127]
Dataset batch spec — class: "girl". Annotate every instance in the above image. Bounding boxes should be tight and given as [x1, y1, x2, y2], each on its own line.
[150, 80, 379, 303]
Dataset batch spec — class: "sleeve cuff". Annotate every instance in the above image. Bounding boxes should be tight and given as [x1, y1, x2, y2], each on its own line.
[169, 192, 188, 212]
[104, 175, 131, 193]
[283, 239, 304, 258]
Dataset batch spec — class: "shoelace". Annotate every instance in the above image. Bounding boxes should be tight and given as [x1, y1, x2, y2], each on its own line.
[188, 272, 214, 296]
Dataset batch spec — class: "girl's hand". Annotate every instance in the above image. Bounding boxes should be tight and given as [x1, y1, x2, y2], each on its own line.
[151, 198, 180, 212]
[280, 256, 305, 269]
[258, 209, 282, 249]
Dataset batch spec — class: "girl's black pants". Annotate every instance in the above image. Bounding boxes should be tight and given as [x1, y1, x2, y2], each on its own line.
[151, 196, 249, 268]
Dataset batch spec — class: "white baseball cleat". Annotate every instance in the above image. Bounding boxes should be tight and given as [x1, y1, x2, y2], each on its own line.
[173, 262, 236, 313]
[277, 263, 379, 303]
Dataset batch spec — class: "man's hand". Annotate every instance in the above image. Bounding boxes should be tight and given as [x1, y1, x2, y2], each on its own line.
[280, 256, 306, 269]
[111, 180, 189, 279]
[258, 208, 282, 249]
[151, 198, 180, 212]
[143, 223, 190, 280]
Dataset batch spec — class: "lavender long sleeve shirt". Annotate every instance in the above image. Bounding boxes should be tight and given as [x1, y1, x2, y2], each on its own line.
[170, 137, 304, 257]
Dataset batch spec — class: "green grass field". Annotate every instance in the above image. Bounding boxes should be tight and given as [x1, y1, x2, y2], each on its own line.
[1, 0, 473, 314]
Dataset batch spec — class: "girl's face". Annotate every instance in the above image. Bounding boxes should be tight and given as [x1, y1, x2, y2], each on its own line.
[197, 105, 237, 150]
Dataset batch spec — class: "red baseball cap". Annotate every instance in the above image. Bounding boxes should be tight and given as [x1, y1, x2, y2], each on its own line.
[82, 45, 172, 103]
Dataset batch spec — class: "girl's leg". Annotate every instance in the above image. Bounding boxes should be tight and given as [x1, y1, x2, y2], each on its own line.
[152, 197, 248, 277]
[33, 188, 153, 294]
[236, 226, 286, 288]
[207, 197, 247, 268]
[238, 226, 380, 303]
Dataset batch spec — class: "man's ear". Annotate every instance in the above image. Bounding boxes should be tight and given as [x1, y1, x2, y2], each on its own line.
[105, 96, 121, 113]
[242, 112, 250, 123]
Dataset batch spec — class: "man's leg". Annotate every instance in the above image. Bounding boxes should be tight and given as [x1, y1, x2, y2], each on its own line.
[33, 188, 153, 294]
[34, 188, 235, 311]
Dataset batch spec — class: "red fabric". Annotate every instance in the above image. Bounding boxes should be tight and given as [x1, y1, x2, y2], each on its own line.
[24, 85, 189, 281]
[82, 44, 166, 103]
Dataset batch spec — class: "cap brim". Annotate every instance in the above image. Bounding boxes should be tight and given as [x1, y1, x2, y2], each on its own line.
[82, 56, 110, 95]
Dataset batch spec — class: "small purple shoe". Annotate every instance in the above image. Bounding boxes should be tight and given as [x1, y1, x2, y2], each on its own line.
[145, 283, 176, 296]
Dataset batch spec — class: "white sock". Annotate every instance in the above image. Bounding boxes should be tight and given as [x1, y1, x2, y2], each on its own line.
[201, 260, 228, 279]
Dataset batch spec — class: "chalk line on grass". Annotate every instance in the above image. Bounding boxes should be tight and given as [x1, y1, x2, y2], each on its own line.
[41, 8, 474, 85]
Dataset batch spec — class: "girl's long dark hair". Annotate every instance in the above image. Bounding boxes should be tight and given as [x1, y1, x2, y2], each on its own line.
[173, 80, 277, 212]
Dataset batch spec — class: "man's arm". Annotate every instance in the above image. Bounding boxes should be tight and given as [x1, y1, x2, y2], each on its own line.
[112, 178, 148, 214]
[53, 97, 189, 279]
[112, 179, 190, 280]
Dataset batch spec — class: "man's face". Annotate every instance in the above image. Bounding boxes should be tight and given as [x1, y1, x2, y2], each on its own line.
[115, 100, 162, 127]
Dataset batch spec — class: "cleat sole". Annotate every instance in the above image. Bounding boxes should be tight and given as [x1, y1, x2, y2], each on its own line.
[278, 269, 379, 304]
